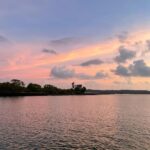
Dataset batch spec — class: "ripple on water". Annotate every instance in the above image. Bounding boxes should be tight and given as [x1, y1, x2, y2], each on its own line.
[0, 95, 150, 150]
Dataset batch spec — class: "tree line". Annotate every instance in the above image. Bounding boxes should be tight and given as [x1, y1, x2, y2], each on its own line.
[0, 79, 86, 96]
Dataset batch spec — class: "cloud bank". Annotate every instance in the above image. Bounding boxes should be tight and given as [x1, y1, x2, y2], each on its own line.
[113, 59, 150, 77]
[51, 66, 107, 80]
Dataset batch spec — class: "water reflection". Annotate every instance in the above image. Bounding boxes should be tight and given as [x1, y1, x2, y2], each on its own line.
[0, 95, 150, 149]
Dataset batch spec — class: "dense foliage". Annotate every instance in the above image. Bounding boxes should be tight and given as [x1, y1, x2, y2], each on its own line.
[0, 79, 86, 96]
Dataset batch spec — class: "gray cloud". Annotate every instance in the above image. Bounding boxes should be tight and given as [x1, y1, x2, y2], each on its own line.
[80, 59, 103, 66]
[95, 72, 107, 79]
[117, 32, 128, 43]
[42, 48, 57, 55]
[51, 66, 75, 79]
[51, 66, 107, 80]
[113, 65, 130, 76]
[136, 40, 150, 56]
[129, 60, 150, 77]
[49, 37, 90, 51]
[76, 72, 107, 80]
[113, 59, 150, 77]
[115, 46, 136, 63]
[113, 80, 132, 85]
[146, 40, 150, 50]
[49, 37, 81, 47]
[142, 40, 150, 55]
[0, 35, 10, 44]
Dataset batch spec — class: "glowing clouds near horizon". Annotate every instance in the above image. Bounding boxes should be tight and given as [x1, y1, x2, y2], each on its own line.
[1, 29, 150, 89]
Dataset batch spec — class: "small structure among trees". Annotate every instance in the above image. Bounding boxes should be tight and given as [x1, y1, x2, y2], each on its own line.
[72, 82, 86, 94]
[0, 79, 86, 96]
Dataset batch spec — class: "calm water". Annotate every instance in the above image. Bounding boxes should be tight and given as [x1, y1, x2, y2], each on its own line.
[0, 95, 150, 150]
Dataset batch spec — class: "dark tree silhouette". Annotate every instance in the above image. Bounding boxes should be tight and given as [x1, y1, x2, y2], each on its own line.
[27, 83, 42, 92]
[0, 79, 86, 96]
[11, 79, 25, 87]
[43, 84, 59, 94]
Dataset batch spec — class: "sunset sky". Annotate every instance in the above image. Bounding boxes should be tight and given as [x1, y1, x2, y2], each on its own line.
[1, 0, 150, 89]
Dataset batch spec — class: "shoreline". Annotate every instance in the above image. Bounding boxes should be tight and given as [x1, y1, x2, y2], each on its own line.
[1, 90, 150, 97]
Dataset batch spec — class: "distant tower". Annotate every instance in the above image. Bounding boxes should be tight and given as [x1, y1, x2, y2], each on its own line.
[72, 82, 75, 89]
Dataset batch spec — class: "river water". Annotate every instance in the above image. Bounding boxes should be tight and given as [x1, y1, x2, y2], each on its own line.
[0, 95, 150, 150]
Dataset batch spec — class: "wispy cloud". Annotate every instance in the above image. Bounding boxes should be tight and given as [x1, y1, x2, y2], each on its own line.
[80, 59, 103, 66]
[0, 35, 10, 44]
[141, 40, 150, 55]
[49, 37, 81, 47]
[117, 31, 128, 43]
[48, 36, 92, 51]
[42, 48, 57, 55]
